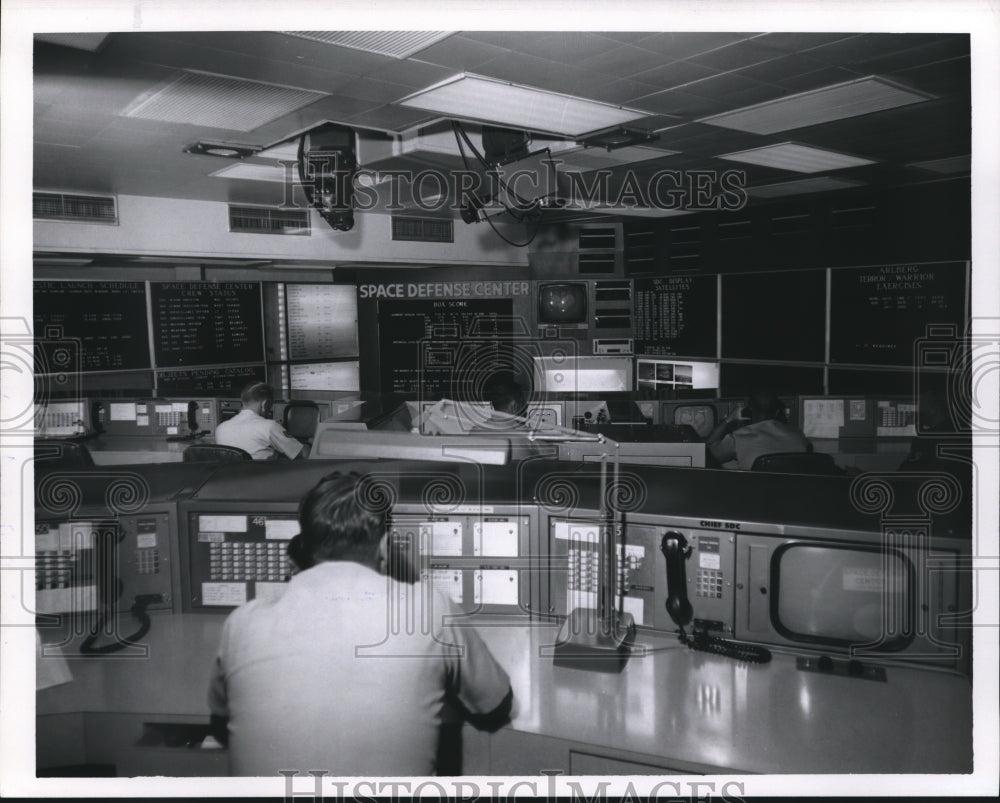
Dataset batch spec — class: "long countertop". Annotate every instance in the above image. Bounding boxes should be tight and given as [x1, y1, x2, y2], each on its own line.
[37, 612, 973, 775]
[77, 434, 926, 474]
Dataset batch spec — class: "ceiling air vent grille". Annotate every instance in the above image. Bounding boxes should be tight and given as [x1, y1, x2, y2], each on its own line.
[229, 205, 310, 235]
[391, 216, 454, 243]
[284, 31, 453, 59]
[33, 192, 117, 224]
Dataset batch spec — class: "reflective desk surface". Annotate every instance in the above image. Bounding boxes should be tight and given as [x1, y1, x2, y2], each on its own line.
[37, 612, 973, 775]
[82, 434, 916, 473]
[84, 437, 192, 464]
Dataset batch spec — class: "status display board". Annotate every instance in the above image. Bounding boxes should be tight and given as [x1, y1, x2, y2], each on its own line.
[829, 262, 967, 366]
[378, 298, 514, 398]
[721, 270, 826, 362]
[285, 284, 359, 360]
[150, 282, 263, 368]
[33, 281, 151, 372]
[633, 275, 717, 357]
[156, 365, 265, 395]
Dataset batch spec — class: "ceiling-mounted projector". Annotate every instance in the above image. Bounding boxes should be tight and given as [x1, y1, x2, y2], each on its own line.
[298, 123, 358, 232]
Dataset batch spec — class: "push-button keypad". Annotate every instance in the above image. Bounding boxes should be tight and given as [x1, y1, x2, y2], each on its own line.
[696, 568, 724, 598]
[209, 541, 288, 582]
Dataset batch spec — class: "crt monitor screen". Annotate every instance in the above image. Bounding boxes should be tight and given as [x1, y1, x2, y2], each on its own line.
[538, 283, 587, 325]
[671, 404, 717, 438]
[772, 543, 913, 649]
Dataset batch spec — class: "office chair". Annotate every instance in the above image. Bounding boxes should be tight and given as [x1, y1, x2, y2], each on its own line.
[182, 444, 252, 463]
[283, 400, 321, 442]
[34, 439, 95, 469]
[750, 451, 844, 476]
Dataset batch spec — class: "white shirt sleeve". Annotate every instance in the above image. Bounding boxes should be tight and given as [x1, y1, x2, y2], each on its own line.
[267, 421, 304, 459]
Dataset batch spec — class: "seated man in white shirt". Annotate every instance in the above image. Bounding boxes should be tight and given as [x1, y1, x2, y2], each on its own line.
[214, 382, 308, 460]
[707, 390, 811, 470]
[207, 471, 513, 776]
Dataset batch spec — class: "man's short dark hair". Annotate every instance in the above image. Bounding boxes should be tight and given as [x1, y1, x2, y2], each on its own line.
[292, 472, 386, 568]
[241, 381, 274, 406]
[747, 390, 785, 422]
[483, 372, 527, 417]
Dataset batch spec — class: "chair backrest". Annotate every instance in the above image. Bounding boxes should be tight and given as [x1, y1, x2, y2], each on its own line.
[183, 444, 252, 463]
[750, 451, 843, 475]
[283, 401, 320, 440]
[34, 439, 95, 469]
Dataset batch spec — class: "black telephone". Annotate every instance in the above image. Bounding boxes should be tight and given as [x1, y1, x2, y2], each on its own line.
[660, 530, 771, 663]
[660, 531, 693, 628]
[167, 401, 209, 441]
[90, 401, 106, 436]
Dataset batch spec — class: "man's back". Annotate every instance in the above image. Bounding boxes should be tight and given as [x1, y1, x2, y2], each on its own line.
[215, 409, 303, 460]
[209, 561, 509, 776]
[730, 419, 811, 470]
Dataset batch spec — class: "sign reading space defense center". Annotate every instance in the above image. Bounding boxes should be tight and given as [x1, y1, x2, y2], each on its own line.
[359, 281, 531, 299]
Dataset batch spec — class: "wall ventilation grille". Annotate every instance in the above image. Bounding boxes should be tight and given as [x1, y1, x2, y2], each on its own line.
[578, 252, 618, 275]
[577, 223, 620, 275]
[391, 216, 454, 243]
[33, 192, 118, 224]
[771, 213, 812, 235]
[668, 224, 701, 272]
[623, 226, 657, 264]
[229, 205, 311, 235]
[831, 205, 877, 229]
[578, 225, 618, 251]
[717, 219, 753, 240]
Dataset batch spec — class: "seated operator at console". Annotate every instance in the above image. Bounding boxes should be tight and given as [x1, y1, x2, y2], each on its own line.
[214, 382, 308, 460]
[207, 471, 512, 776]
[707, 390, 811, 470]
[482, 372, 530, 426]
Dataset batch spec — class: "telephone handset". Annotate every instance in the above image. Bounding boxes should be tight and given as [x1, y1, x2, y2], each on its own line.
[166, 400, 209, 441]
[660, 531, 693, 628]
[660, 529, 772, 663]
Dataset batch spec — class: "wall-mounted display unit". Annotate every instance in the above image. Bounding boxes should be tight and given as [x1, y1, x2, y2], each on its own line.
[33, 281, 151, 373]
[150, 282, 264, 368]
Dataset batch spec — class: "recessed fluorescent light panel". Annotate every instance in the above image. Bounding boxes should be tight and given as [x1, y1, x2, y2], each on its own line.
[35, 32, 113, 52]
[909, 155, 970, 174]
[125, 71, 325, 131]
[211, 163, 290, 183]
[213, 160, 392, 187]
[284, 31, 454, 58]
[560, 200, 692, 218]
[699, 76, 933, 134]
[748, 176, 863, 198]
[399, 74, 651, 138]
[717, 142, 875, 173]
[555, 145, 678, 172]
[256, 141, 302, 162]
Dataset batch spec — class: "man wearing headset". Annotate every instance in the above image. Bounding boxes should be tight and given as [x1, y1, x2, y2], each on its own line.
[207, 471, 512, 775]
[214, 382, 309, 460]
[707, 389, 810, 470]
